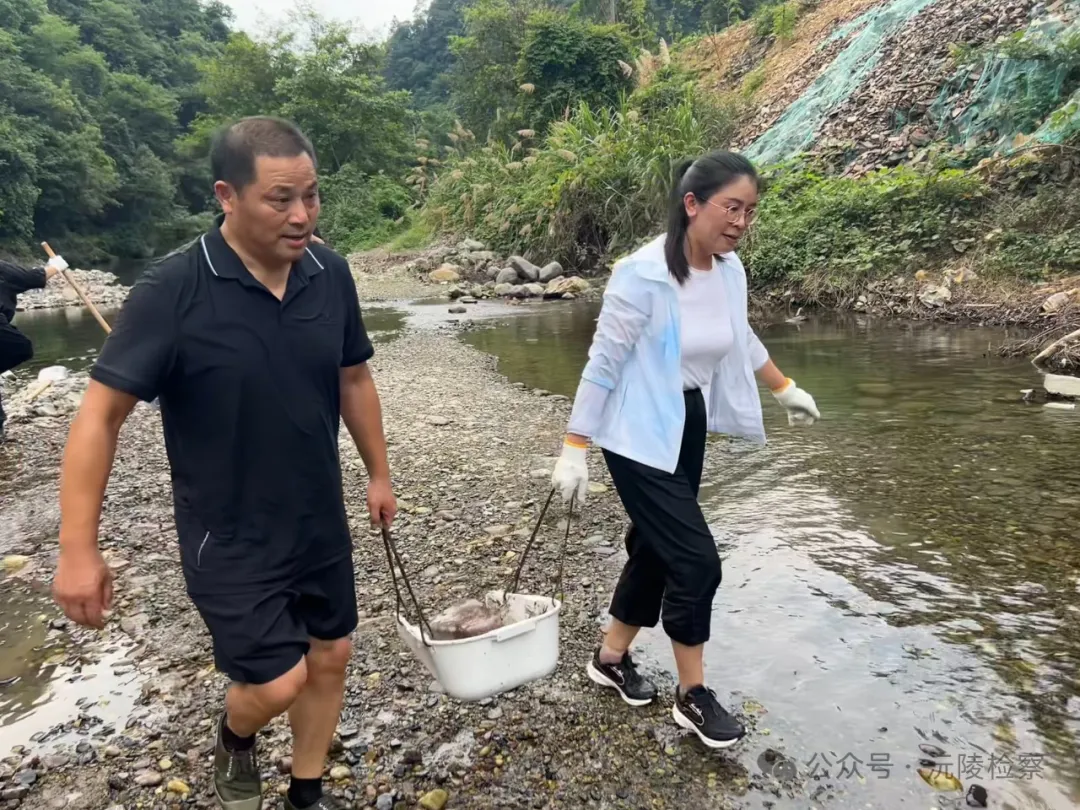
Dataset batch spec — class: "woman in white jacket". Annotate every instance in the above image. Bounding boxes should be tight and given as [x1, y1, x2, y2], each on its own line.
[551, 150, 820, 749]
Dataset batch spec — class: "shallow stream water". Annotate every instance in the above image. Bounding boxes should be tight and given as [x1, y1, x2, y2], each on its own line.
[3, 297, 1079, 810]
[463, 301, 1080, 810]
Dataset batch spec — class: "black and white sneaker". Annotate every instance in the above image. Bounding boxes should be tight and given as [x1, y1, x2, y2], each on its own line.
[672, 685, 746, 749]
[585, 648, 658, 707]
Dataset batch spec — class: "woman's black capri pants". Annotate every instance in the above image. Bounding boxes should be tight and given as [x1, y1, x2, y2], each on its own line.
[601, 387, 721, 647]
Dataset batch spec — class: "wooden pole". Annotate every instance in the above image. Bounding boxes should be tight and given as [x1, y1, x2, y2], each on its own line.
[40, 242, 112, 335]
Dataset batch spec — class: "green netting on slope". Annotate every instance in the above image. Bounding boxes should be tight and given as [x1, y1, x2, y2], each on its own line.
[928, 12, 1080, 154]
[744, 0, 943, 167]
[1031, 86, 1080, 145]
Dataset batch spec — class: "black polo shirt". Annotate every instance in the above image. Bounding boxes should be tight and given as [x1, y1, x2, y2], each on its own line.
[90, 224, 373, 582]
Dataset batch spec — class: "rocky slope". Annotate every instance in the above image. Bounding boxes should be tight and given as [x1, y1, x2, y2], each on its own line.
[804, 0, 1043, 175]
[689, 0, 1076, 174]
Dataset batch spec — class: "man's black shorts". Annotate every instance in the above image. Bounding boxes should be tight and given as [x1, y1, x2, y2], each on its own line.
[176, 513, 358, 685]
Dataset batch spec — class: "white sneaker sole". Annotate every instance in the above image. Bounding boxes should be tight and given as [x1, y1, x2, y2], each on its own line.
[585, 660, 654, 707]
[672, 703, 745, 750]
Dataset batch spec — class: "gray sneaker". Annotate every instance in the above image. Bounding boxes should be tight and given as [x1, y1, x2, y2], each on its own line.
[284, 795, 344, 810]
[213, 714, 262, 810]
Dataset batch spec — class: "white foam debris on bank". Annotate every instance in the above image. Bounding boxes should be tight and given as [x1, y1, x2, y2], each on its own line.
[4, 366, 88, 422]
[1044, 373, 1080, 400]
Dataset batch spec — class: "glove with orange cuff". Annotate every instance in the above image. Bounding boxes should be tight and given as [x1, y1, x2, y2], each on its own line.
[551, 437, 589, 503]
[771, 378, 820, 426]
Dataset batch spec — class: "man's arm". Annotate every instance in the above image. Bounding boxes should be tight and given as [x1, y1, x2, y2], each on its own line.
[340, 363, 396, 526]
[53, 261, 179, 627]
[60, 382, 139, 542]
[0, 260, 48, 294]
[53, 382, 138, 627]
[335, 257, 394, 525]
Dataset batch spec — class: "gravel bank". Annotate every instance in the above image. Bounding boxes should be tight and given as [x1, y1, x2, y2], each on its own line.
[348, 249, 440, 303]
[0, 328, 780, 810]
[15, 270, 131, 312]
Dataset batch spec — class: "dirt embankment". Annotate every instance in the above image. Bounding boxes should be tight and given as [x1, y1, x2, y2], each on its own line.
[752, 266, 1080, 372]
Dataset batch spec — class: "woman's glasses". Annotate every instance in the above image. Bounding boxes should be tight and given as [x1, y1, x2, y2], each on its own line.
[706, 199, 756, 226]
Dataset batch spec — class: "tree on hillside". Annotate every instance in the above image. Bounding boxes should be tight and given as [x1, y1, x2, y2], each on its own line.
[0, 0, 230, 261]
[181, 13, 419, 252]
[384, 0, 470, 107]
[447, 0, 542, 141]
[517, 12, 634, 129]
[448, 0, 636, 142]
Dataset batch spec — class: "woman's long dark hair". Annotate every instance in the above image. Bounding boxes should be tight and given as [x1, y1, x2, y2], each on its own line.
[664, 150, 759, 285]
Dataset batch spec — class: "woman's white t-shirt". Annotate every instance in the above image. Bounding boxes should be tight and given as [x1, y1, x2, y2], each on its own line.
[676, 265, 734, 391]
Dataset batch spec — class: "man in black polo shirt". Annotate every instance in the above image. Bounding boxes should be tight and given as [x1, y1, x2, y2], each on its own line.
[53, 117, 396, 810]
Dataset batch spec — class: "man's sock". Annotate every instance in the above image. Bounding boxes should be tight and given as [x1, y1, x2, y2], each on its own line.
[288, 776, 323, 808]
[221, 714, 256, 752]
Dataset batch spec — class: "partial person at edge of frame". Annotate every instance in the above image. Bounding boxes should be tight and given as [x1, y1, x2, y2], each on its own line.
[0, 252, 70, 442]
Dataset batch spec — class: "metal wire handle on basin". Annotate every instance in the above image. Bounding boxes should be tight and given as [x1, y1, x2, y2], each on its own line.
[381, 522, 434, 646]
[507, 487, 574, 608]
[381, 487, 574, 648]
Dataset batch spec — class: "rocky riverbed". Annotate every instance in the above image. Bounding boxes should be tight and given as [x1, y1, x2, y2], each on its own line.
[0, 327, 788, 810]
[15, 269, 131, 313]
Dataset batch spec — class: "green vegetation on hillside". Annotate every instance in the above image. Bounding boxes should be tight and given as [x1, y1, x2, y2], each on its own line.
[2, 0, 1077, 296]
[0, 0, 230, 263]
[0, 0, 421, 263]
[742, 161, 985, 290]
[401, 0, 1080, 292]
[425, 66, 741, 265]
[5, 0, 768, 263]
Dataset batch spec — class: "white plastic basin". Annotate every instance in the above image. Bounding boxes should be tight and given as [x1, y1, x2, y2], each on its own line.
[396, 590, 561, 702]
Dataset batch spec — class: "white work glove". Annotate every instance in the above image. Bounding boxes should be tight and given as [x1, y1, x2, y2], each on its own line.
[772, 378, 820, 426]
[551, 439, 588, 503]
[46, 255, 69, 271]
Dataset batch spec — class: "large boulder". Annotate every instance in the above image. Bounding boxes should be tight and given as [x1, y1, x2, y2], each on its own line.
[494, 267, 519, 285]
[1042, 289, 1079, 314]
[538, 261, 564, 284]
[509, 256, 541, 282]
[544, 276, 590, 298]
[917, 283, 951, 307]
[522, 283, 546, 298]
[465, 250, 497, 265]
[429, 264, 462, 283]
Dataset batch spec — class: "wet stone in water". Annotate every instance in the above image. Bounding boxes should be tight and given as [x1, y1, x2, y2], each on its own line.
[15, 769, 37, 786]
[919, 743, 947, 758]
